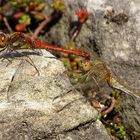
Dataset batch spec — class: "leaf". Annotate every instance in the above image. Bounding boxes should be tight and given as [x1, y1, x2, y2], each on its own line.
[51, 0, 65, 12]
[18, 14, 31, 25]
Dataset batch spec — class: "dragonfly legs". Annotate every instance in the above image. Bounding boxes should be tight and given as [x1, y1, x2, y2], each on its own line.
[11, 50, 40, 76]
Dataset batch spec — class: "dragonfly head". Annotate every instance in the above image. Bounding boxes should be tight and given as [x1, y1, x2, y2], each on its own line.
[80, 59, 92, 72]
[0, 32, 6, 48]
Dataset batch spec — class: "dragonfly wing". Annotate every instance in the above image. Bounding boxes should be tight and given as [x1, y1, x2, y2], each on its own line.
[7, 56, 39, 102]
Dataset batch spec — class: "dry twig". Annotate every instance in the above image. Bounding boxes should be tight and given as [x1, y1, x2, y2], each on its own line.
[101, 96, 116, 115]
[3, 17, 13, 32]
[32, 16, 51, 39]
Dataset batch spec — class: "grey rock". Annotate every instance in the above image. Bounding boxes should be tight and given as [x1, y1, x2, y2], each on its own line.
[0, 50, 111, 140]
[88, 1, 140, 139]
[117, 94, 140, 139]
[53, 120, 111, 140]
[93, 0, 140, 93]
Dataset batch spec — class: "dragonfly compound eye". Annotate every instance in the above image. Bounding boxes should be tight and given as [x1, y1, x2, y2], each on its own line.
[0, 32, 6, 42]
[0, 32, 6, 48]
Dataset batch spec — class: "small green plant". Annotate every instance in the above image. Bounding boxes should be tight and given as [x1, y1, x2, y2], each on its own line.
[111, 125, 126, 139]
[51, 0, 65, 12]
[111, 89, 121, 98]
[96, 113, 102, 120]
[18, 14, 31, 25]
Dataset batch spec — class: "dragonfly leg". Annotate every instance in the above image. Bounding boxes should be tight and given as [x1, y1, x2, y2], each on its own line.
[24, 55, 40, 76]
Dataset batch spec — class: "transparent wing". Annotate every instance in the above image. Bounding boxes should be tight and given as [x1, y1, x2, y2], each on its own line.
[7, 55, 39, 102]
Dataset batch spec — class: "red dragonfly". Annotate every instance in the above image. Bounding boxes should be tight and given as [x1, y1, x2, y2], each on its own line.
[0, 32, 90, 59]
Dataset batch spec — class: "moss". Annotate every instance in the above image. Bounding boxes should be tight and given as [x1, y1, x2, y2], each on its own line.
[51, 0, 65, 13]
[106, 124, 126, 139]
[96, 113, 102, 121]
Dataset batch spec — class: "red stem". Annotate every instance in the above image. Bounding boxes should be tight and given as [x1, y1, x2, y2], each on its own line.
[70, 23, 82, 42]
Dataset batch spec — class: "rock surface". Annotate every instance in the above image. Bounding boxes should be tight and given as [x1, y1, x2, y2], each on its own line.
[88, 1, 140, 139]
[45, 0, 140, 139]
[0, 50, 111, 140]
[93, 0, 140, 93]
[117, 94, 140, 139]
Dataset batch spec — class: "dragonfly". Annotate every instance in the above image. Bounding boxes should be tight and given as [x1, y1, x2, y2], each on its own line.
[0, 32, 90, 59]
[80, 59, 140, 98]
